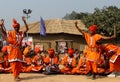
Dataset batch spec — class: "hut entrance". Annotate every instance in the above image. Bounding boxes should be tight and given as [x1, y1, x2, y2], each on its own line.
[55, 40, 73, 54]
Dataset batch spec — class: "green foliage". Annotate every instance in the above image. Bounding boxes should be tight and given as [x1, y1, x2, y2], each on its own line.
[63, 6, 120, 38]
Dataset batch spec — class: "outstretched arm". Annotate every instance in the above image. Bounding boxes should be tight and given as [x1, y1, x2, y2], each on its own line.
[102, 25, 116, 39]
[22, 16, 29, 33]
[75, 21, 84, 36]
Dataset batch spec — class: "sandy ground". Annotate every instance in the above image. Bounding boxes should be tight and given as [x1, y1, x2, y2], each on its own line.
[0, 73, 120, 82]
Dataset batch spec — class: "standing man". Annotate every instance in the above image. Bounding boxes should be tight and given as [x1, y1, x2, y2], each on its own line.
[0, 17, 28, 81]
[75, 22, 116, 79]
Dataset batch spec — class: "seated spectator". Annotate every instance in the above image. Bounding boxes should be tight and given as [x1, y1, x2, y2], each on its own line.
[60, 48, 76, 74]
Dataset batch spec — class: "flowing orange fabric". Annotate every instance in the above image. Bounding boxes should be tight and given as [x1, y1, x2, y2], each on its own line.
[7, 30, 24, 79]
[24, 57, 32, 66]
[104, 44, 118, 52]
[104, 44, 120, 72]
[7, 31, 23, 61]
[109, 48, 120, 72]
[83, 32, 102, 73]
[10, 62, 22, 78]
[96, 55, 105, 74]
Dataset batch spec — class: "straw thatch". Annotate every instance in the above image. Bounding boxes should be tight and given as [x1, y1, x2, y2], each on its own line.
[21, 18, 87, 35]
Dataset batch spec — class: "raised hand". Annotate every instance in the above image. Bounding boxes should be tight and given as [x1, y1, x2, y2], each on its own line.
[75, 21, 78, 26]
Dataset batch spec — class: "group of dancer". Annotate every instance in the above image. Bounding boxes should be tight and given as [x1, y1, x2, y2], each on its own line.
[0, 17, 120, 81]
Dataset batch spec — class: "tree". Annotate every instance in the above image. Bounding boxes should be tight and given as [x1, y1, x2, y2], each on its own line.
[63, 6, 120, 39]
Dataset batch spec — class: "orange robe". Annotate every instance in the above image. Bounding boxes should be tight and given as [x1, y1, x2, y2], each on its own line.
[31, 54, 45, 72]
[60, 55, 76, 74]
[44, 55, 59, 73]
[7, 30, 24, 78]
[84, 32, 102, 73]
[104, 44, 120, 72]
[109, 48, 120, 72]
[22, 57, 33, 72]
[0, 57, 4, 72]
[44, 55, 59, 65]
[71, 56, 88, 75]
[96, 55, 106, 74]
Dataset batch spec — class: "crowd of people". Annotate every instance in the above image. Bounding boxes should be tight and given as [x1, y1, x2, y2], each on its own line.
[0, 17, 120, 82]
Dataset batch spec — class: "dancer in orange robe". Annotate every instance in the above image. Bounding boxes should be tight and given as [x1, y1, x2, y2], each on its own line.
[60, 48, 76, 74]
[0, 16, 28, 81]
[75, 22, 116, 79]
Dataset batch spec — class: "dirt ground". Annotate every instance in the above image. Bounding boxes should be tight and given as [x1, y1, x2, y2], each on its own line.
[0, 73, 120, 82]
[0, 53, 120, 82]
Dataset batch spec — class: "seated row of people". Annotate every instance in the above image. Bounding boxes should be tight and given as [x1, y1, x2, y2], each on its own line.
[0, 43, 120, 77]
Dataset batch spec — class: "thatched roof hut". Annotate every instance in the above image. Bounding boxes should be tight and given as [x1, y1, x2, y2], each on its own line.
[21, 18, 87, 35]
[21, 18, 88, 52]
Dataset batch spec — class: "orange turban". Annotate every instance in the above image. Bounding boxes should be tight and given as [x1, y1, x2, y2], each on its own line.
[48, 48, 54, 56]
[68, 48, 74, 56]
[13, 18, 20, 28]
[88, 25, 98, 32]
[35, 47, 41, 54]
[2, 46, 8, 53]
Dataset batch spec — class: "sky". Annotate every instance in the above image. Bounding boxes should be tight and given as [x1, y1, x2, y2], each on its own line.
[0, 0, 120, 30]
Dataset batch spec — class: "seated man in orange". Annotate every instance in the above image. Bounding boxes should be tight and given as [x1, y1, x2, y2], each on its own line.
[71, 53, 88, 75]
[44, 48, 60, 74]
[22, 49, 36, 73]
[31, 47, 45, 72]
[60, 48, 76, 74]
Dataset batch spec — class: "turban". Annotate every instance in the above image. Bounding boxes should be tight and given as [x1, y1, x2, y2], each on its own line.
[35, 47, 41, 54]
[48, 48, 54, 56]
[13, 18, 20, 28]
[68, 48, 74, 56]
[88, 25, 98, 32]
